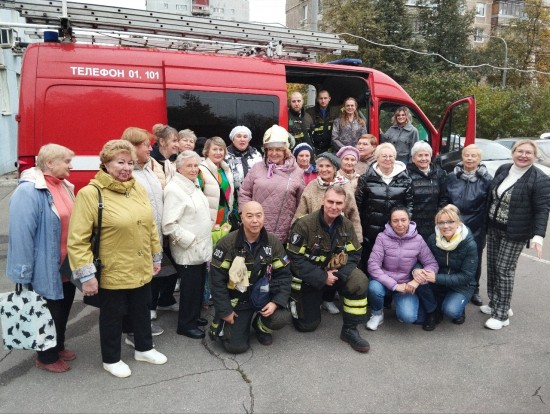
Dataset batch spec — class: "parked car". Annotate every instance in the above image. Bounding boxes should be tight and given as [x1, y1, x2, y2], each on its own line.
[495, 138, 550, 168]
[476, 138, 550, 177]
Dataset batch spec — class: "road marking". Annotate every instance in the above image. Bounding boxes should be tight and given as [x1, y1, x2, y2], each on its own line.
[520, 252, 550, 264]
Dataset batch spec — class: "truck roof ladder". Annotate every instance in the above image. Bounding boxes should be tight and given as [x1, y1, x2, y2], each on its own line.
[0, 0, 358, 60]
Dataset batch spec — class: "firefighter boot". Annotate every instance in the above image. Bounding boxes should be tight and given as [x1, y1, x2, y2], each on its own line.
[340, 325, 370, 353]
[253, 315, 273, 346]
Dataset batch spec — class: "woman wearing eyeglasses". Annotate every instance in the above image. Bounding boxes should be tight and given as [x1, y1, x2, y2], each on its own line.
[356, 142, 413, 271]
[415, 205, 478, 331]
[483, 139, 550, 330]
[446, 144, 492, 307]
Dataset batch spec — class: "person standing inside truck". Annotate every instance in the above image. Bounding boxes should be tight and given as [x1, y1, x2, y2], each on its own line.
[331, 97, 367, 152]
[306, 90, 340, 156]
[288, 92, 314, 147]
[380, 107, 419, 164]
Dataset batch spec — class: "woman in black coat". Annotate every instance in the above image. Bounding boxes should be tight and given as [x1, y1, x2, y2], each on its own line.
[355, 142, 413, 272]
[483, 140, 550, 330]
[446, 144, 492, 306]
[407, 141, 448, 240]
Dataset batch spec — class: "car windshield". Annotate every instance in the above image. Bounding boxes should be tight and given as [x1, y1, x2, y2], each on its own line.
[477, 141, 512, 161]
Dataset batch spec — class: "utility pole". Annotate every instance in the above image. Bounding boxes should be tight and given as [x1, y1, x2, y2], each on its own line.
[485, 34, 508, 88]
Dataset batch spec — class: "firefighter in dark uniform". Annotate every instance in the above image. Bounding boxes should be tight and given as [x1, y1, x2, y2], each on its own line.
[209, 201, 292, 354]
[288, 91, 313, 147]
[306, 89, 340, 156]
[287, 185, 370, 353]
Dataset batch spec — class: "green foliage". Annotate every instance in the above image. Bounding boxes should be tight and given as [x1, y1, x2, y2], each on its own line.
[404, 72, 475, 126]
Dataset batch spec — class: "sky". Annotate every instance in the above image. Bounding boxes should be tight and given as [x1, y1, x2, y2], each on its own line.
[71, 0, 286, 25]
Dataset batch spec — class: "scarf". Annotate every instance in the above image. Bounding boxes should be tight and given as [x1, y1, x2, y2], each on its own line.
[315, 174, 348, 188]
[454, 162, 489, 183]
[267, 158, 292, 178]
[435, 223, 468, 251]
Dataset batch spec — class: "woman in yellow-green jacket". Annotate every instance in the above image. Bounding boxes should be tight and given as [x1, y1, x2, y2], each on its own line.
[68, 140, 166, 378]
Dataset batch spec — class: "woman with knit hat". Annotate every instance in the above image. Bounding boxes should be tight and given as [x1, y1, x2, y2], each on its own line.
[225, 126, 263, 194]
[239, 124, 305, 243]
[336, 145, 361, 193]
[292, 151, 363, 315]
[293, 142, 318, 185]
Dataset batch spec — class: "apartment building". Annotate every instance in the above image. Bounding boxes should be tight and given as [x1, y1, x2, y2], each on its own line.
[146, 0, 250, 21]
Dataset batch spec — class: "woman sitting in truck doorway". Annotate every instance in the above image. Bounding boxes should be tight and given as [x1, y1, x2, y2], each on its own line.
[380, 106, 419, 164]
[331, 97, 367, 152]
[149, 124, 181, 317]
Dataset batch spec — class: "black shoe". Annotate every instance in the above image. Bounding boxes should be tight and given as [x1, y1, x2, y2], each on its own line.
[423, 311, 438, 331]
[340, 327, 370, 353]
[470, 294, 483, 306]
[196, 318, 208, 327]
[177, 328, 205, 339]
[452, 311, 466, 325]
[252, 316, 273, 346]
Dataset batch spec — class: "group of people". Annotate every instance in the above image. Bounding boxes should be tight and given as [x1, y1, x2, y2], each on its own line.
[7, 94, 550, 377]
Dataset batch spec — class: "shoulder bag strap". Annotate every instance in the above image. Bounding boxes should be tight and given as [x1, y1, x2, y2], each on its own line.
[89, 184, 103, 259]
[203, 165, 230, 206]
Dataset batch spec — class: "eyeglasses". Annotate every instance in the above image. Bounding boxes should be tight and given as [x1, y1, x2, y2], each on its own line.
[515, 150, 534, 156]
[437, 221, 456, 227]
[379, 154, 395, 160]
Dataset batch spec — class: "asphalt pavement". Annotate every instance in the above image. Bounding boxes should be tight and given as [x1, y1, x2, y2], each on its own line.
[0, 174, 549, 413]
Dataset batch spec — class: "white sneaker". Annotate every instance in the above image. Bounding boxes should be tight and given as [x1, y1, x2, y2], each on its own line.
[135, 349, 167, 365]
[151, 322, 164, 336]
[174, 279, 181, 292]
[321, 301, 340, 314]
[480, 305, 513, 317]
[157, 303, 179, 312]
[103, 360, 131, 378]
[366, 313, 384, 331]
[150, 310, 157, 320]
[485, 317, 510, 330]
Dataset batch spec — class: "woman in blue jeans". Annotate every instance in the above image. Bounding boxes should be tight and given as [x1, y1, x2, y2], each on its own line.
[366, 207, 439, 330]
[415, 204, 478, 331]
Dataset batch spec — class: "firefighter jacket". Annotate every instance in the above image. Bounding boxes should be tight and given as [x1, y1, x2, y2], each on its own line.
[288, 107, 313, 147]
[210, 227, 292, 319]
[306, 105, 340, 155]
[286, 208, 362, 290]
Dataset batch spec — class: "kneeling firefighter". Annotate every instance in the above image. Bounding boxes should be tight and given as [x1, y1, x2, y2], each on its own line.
[287, 185, 370, 353]
[209, 201, 292, 354]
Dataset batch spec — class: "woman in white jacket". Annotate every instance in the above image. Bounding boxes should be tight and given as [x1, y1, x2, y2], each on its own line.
[163, 151, 213, 339]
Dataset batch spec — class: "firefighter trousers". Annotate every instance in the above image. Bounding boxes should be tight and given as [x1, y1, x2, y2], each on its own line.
[290, 268, 369, 332]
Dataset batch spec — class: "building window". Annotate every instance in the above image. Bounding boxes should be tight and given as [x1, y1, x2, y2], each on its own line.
[0, 68, 10, 115]
[474, 28, 484, 42]
[476, 3, 485, 17]
[163, 3, 169, 9]
[175, 4, 187, 11]
[0, 28, 13, 47]
[406, 0, 417, 5]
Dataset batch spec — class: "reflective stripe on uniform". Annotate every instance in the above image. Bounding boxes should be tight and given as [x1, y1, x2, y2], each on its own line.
[291, 277, 302, 291]
[256, 317, 273, 334]
[343, 297, 367, 315]
[272, 258, 285, 270]
[231, 298, 239, 307]
[220, 260, 231, 270]
[345, 242, 357, 252]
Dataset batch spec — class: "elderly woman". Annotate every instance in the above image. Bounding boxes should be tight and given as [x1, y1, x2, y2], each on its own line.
[415, 205, 478, 331]
[366, 207, 439, 330]
[121, 127, 175, 336]
[293, 142, 318, 185]
[68, 140, 166, 378]
[163, 151, 213, 339]
[199, 136, 235, 227]
[177, 129, 197, 153]
[355, 133, 378, 175]
[239, 124, 305, 243]
[355, 142, 413, 271]
[482, 140, 550, 330]
[225, 125, 263, 198]
[331, 97, 367, 151]
[7, 144, 76, 373]
[336, 145, 361, 192]
[407, 141, 448, 240]
[381, 106, 419, 163]
[447, 144, 492, 307]
[292, 152, 362, 315]
[151, 124, 179, 185]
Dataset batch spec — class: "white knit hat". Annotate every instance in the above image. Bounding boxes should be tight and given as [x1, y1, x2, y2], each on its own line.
[229, 125, 252, 141]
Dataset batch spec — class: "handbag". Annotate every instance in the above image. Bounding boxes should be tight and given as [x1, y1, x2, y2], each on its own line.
[69, 184, 103, 308]
[0, 284, 57, 351]
[249, 275, 271, 311]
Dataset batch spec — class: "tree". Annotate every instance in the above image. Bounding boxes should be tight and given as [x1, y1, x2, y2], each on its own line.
[502, 0, 550, 87]
[322, 0, 421, 83]
[416, 0, 475, 70]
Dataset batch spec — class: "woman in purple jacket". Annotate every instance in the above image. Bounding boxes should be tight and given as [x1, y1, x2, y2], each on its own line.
[366, 207, 439, 330]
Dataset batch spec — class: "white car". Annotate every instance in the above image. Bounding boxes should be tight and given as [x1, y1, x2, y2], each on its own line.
[476, 138, 550, 177]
